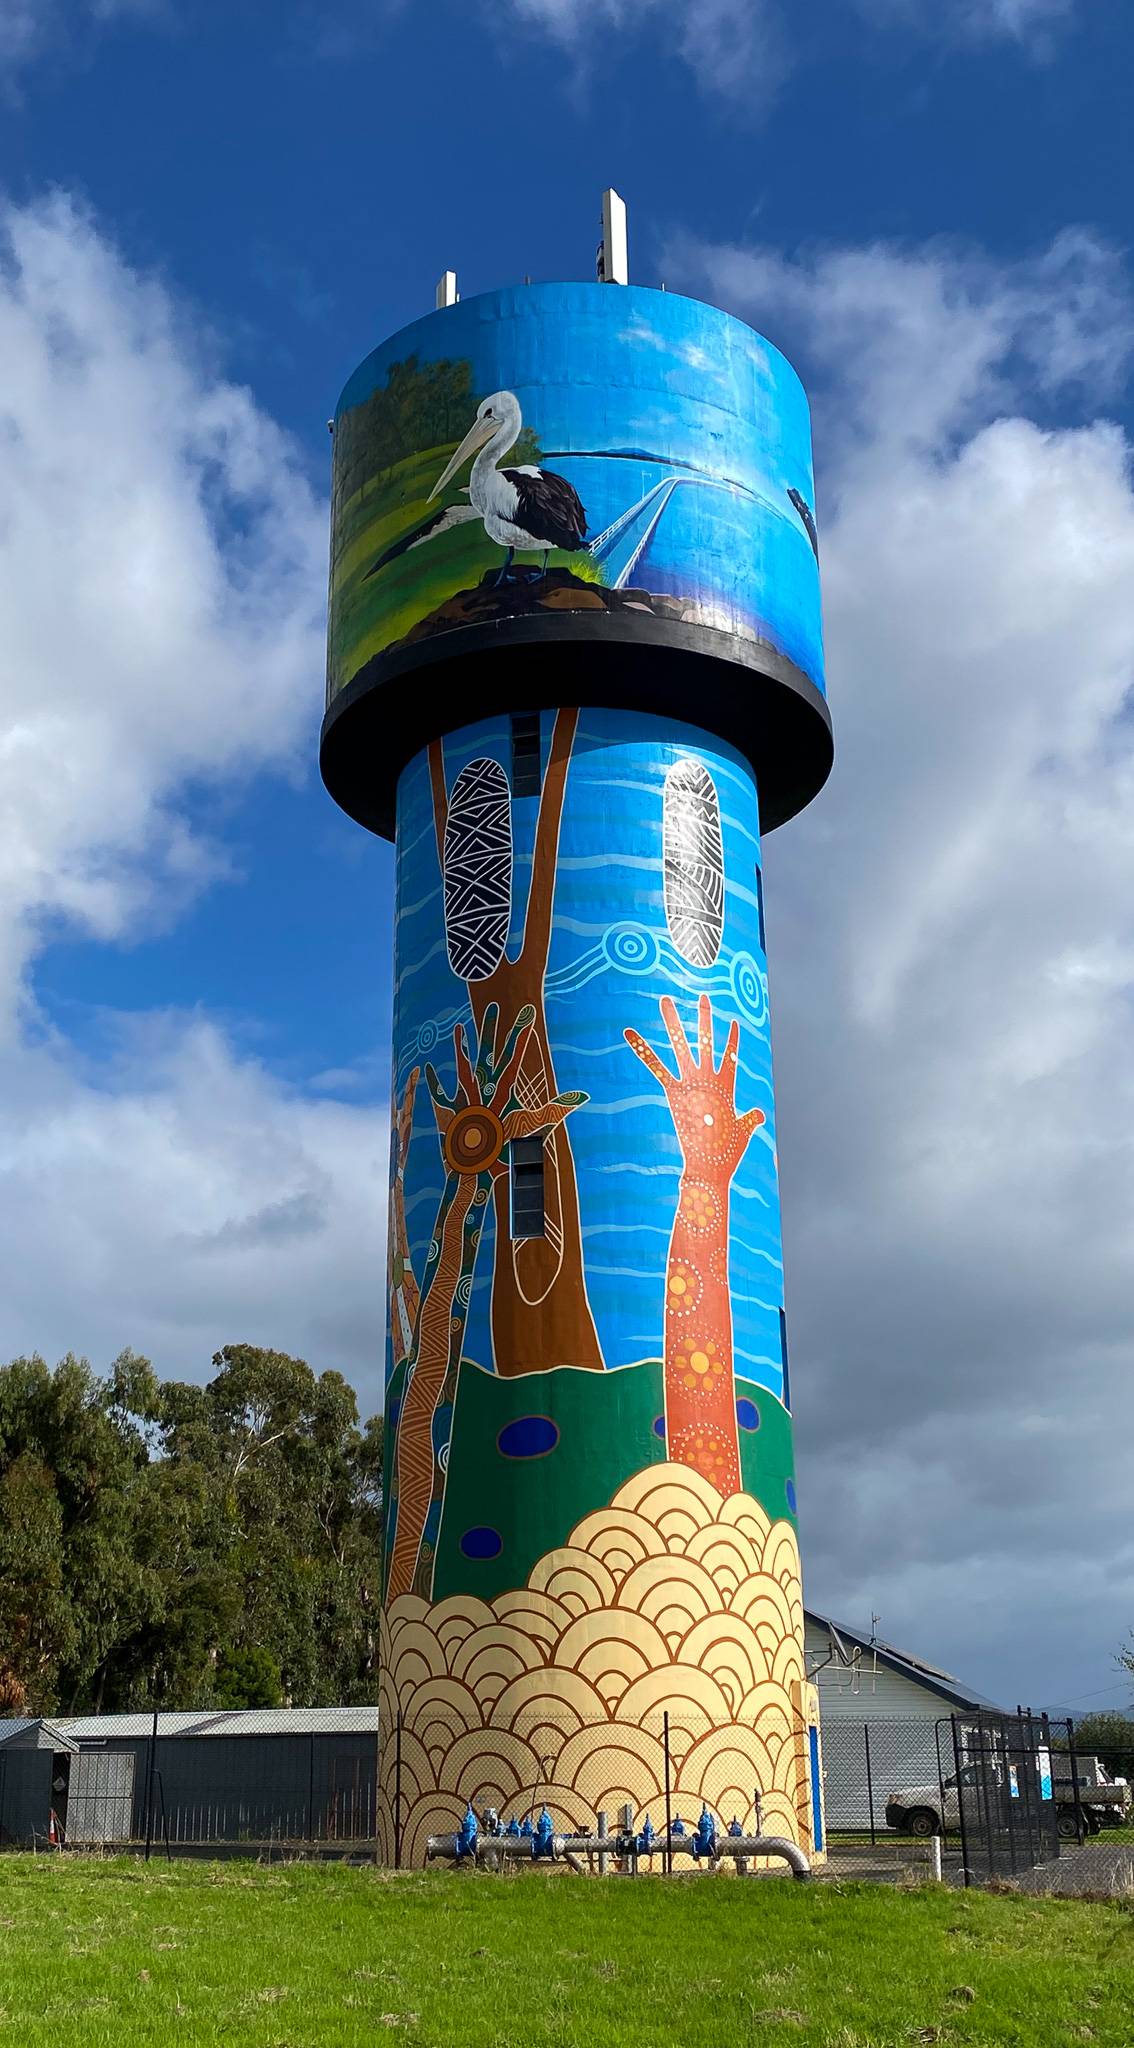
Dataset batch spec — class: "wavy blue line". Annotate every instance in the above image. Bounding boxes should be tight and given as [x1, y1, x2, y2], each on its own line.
[577, 1093, 666, 1115]
[582, 1222, 671, 1238]
[399, 936, 448, 983]
[596, 1162, 681, 1177]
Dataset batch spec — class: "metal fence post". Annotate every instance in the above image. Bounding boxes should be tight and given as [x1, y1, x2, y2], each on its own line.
[394, 1708, 403, 1870]
[308, 1729, 316, 1849]
[1066, 1716, 1086, 1846]
[863, 1722, 876, 1847]
[144, 1706, 159, 1864]
[662, 1713, 673, 1876]
[951, 1715, 971, 1888]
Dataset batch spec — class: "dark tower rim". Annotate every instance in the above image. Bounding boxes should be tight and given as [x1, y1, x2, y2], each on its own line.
[319, 611, 833, 841]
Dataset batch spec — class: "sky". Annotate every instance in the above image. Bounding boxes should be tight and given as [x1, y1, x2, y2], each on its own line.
[1, 0, 1132, 1717]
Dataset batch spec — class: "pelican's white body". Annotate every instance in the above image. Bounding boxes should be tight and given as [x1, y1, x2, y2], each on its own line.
[432, 392, 576, 557]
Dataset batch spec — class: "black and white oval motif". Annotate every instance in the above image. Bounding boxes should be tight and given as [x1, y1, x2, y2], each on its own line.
[444, 756, 513, 981]
[663, 758, 724, 969]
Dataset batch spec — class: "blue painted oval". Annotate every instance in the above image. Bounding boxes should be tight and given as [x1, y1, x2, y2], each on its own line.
[736, 1398, 761, 1433]
[460, 1526, 503, 1561]
[497, 1416, 560, 1461]
[785, 1478, 797, 1515]
[652, 1415, 666, 1440]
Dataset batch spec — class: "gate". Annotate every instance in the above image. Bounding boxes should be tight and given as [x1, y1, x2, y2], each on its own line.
[947, 1710, 1061, 1884]
[64, 1750, 136, 1845]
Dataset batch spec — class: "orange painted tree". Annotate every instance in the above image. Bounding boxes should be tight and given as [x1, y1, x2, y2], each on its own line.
[386, 1003, 586, 1601]
[625, 994, 766, 1497]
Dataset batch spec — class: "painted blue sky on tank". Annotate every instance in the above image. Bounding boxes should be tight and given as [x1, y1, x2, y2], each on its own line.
[392, 707, 786, 1402]
[337, 283, 824, 696]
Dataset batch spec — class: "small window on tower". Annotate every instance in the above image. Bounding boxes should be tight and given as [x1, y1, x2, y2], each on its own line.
[755, 864, 766, 953]
[511, 712, 541, 797]
[779, 1307, 791, 1410]
[510, 1135, 546, 1239]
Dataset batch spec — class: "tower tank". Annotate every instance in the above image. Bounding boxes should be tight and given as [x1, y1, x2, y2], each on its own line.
[322, 261, 832, 1867]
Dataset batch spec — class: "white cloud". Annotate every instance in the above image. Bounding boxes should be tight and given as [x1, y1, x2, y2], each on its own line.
[0, 193, 387, 1401]
[671, 225, 1134, 1705]
[0, 0, 161, 72]
[506, 0, 785, 104]
[500, 0, 1073, 98]
[862, 0, 1073, 48]
[0, 1017, 388, 1394]
[0, 192, 325, 1004]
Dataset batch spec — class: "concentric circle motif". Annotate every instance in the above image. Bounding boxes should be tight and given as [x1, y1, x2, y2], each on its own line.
[444, 1104, 505, 1174]
[603, 922, 660, 975]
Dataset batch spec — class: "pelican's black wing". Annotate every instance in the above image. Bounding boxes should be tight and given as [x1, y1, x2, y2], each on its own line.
[364, 502, 480, 579]
[502, 469, 587, 552]
[787, 487, 819, 560]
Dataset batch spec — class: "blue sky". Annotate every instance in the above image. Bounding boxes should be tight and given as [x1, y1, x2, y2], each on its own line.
[3, 0, 1134, 1712]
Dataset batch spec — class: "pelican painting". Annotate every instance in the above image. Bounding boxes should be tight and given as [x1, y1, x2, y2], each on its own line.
[366, 390, 587, 586]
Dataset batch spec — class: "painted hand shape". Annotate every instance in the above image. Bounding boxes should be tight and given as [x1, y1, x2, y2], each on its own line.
[426, 1001, 586, 1175]
[625, 995, 766, 1499]
[625, 994, 765, 1175]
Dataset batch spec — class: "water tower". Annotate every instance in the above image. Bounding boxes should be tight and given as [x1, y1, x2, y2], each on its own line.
[322, 196, 832, 1866]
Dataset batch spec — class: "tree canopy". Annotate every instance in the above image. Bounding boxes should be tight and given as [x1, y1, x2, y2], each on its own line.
[0, 1345, 382, 1717]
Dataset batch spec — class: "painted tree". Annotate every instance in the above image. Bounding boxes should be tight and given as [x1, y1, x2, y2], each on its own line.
[385, 1003, 586, 1601]
[625, 994, 766, 1497]
[428, 706, 603, 1374]
[388, 1065, 421, 1368]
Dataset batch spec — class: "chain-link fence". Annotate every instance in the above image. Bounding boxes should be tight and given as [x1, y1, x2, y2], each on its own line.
[820, 1710, 1134, 1890]
[3, 1704, 1129, 1889]
[0, 1711, 378, 1859]
[384, 1701, 818, 1876]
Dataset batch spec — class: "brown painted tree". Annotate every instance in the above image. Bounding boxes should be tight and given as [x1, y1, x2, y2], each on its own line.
[429, 707, 603, 1373]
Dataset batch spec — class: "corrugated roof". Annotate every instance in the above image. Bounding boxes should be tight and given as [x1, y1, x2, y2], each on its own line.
[0, 1718, 79, 1751]
[55, 1706, 379, 1741]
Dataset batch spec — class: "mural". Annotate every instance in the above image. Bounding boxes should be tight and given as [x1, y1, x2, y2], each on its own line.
[380, 703, 821, 1860]
[328, 284, 825, 712]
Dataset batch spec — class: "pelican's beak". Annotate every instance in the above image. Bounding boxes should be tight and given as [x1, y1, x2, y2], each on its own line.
[429, 416, 497, 500]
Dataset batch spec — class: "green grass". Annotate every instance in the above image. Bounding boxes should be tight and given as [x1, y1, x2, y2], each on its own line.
[1, 1858, 1133, 2046]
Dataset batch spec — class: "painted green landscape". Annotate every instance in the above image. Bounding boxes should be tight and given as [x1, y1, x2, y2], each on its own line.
[327, 355, 601, 699]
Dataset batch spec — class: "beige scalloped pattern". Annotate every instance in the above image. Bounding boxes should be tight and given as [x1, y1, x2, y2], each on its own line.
[377, 1463, 821, 1868]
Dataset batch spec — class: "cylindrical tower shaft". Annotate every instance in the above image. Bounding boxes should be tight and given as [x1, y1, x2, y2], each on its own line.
[322, 273, 830, 1865]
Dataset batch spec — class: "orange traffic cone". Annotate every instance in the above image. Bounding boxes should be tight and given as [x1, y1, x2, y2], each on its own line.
[47, 1809, 58, 1847]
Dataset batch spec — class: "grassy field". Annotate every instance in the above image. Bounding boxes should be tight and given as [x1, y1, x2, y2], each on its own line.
[0, 1856, 1132, 2047]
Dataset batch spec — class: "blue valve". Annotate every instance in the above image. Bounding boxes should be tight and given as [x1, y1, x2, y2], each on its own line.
[455, 1804, 478, 1861]
[728, 1816, 744, 1837]
[532, 1806, 555, 1859]
[692, 1806, 717, 1861]
[635, 1814, 657, 1855]
[505, 1816, 521, 1838]
[671, 1814, 686, 1837]
[481, 1806, 502, 1836]
[520, 1815, 534, 1839]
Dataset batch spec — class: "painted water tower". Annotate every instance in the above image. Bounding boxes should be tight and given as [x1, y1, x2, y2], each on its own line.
[322, 198, 832, 1866]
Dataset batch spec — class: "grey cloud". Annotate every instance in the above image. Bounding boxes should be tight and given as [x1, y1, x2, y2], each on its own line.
[672, 228, 1134, 1710]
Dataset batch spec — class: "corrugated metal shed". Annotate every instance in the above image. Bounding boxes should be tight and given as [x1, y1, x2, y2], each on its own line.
[0, 1718, 78, 1752]
[57, 1706, 378, 1742]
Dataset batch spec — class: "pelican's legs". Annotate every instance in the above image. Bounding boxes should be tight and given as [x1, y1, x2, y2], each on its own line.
[493, 548, 515, 588]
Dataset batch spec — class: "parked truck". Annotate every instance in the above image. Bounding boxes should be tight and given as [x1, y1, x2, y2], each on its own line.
[885, 1756, 1129, 1841]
